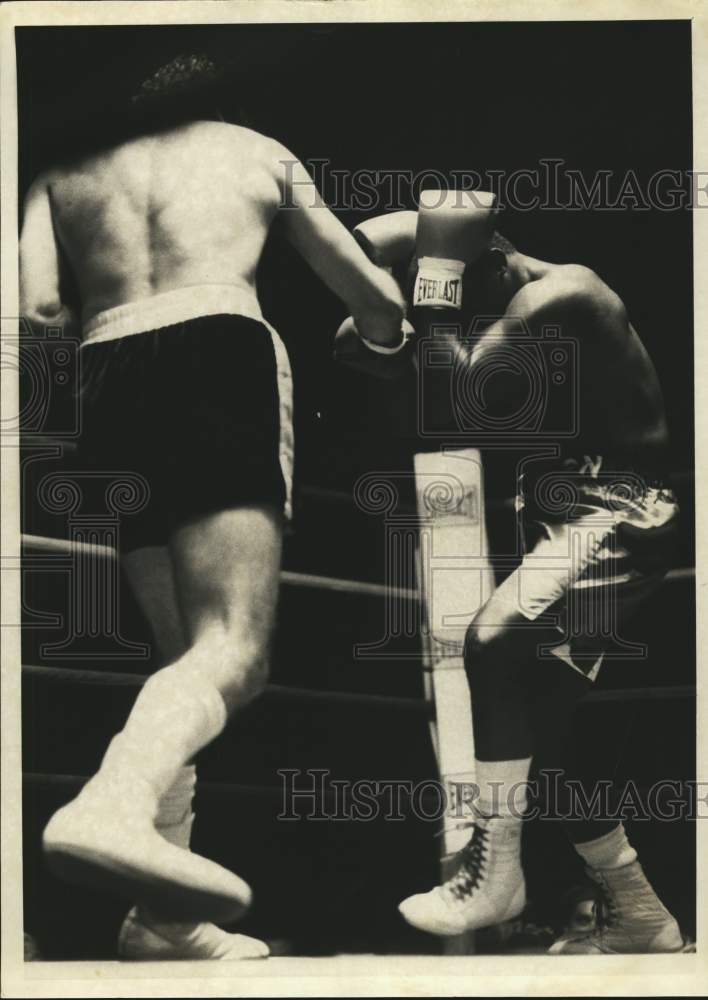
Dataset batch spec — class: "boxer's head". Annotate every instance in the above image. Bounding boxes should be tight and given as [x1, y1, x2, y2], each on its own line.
[37, 54, 236, 172]
[463, 230, 520, 315]
[131, 53, 226, 127]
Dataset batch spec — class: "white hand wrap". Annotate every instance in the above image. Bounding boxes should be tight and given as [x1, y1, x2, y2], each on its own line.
[413, 257, 466, 310]
[413, 189, 497, 312]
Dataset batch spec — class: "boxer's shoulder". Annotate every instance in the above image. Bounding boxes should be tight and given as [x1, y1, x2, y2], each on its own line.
[246, 132, 296, 168]
[243, 134, 311, 190]
[195, 121, 276, 159]
[25, 166, 60, 192]
[509, 264, 627, 333]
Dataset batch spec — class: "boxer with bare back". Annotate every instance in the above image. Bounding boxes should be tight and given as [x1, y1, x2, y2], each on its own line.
[20, 55, 404, 960]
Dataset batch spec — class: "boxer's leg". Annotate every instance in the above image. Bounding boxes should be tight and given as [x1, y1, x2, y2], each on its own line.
[473, 580, 682, 954]
[167, 505, 282, 709]
[121, 546, 194, 855]
[547, 578, 683, 954]
[116, 546, 269, 959]
[43, 503, 282, 922]
[466, 599, 597, 810]
[399, 517, 605, 936]
[122, 546, 188, 665]
[400, 584, 590, 935]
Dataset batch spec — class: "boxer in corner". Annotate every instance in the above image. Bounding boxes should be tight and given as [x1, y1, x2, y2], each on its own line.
[20, 54, 405, 960]
[340, 191, 684, 953]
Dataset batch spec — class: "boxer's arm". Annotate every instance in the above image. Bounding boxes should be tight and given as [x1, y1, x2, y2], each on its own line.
[19, 177, 76, 329]
[272, 147, 404, 345]
[353, 212, 418, 269]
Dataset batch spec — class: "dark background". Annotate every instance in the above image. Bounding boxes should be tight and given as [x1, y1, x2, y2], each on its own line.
[17, 20, 694, 474]
[17, 21, 695, 958]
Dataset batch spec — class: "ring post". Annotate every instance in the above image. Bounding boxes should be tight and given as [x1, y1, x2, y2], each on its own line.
[414, 447, 495, 955]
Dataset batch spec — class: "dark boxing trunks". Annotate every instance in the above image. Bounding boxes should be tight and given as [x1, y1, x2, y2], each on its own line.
[493, 454, 679, 680]
[79, 313, 292, 551]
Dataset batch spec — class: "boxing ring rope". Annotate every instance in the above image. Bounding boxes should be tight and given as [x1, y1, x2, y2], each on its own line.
[19, 532, 695, 590]
[20, 661, 695, 707]
[21, 662, 433, 712]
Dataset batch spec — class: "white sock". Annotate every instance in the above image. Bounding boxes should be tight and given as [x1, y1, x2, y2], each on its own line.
[474, 758, 532, 820]
[99, 665, 226, 802]
[574, 823, 638, 870]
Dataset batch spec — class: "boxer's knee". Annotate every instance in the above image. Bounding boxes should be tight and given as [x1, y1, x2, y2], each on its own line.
[185, 624, 270, 710]
[463, 598, 536, 692]
[464, 601, 512, 664]
[219, 634, 269, 709]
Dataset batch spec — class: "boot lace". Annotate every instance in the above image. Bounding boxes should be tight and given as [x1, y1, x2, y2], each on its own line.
[443, 822, 490, 902]
[566, 877, 619, 944]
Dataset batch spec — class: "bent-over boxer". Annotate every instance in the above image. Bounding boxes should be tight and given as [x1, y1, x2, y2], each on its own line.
[349, 193, 683, 954]
[20, 54, 405, 960]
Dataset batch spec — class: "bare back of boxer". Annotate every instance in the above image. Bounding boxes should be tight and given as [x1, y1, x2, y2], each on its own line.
[42, 122, 283, 323]
[23, 120, 401, 343]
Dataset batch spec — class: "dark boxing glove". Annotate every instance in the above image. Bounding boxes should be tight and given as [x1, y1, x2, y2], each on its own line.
[333, 316, 416, 380]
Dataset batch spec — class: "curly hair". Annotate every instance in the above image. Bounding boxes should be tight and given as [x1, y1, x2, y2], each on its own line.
[130, 53, 226, 129]
[132, 53, 221, 106]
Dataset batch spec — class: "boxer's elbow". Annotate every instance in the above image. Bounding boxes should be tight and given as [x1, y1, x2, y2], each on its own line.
[20, 261, 62, 325]
[20, 288, 75, 330]
[21, 292, 58, 321]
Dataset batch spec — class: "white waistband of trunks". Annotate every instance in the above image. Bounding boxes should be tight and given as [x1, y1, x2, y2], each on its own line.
[82, 284, 265, 346]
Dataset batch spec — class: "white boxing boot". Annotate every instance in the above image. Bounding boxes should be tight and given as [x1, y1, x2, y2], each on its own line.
[549, 861, 684, 954]
[43, 771, 251, 924]
[117, 766, 268, 960]
[399, 815, 526, 936]
[43, 668, 251, 924]
[118, 907, 269, 961]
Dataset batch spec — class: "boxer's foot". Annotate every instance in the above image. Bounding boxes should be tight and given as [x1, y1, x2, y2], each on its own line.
[43, 776, 251, 924]
[118, 907, 269, 961]
[549, 861, 683, 954]
[398, 815, 525, 936]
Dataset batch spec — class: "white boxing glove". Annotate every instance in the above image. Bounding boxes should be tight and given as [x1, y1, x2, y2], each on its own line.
[353, 211, 418, 270]
[413, 189, 496, 310]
